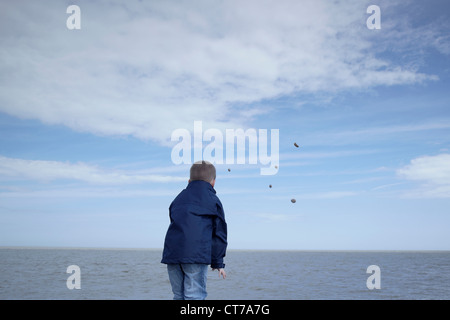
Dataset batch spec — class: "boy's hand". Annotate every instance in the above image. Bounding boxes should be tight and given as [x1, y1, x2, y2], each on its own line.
[212, 268, 226, 279]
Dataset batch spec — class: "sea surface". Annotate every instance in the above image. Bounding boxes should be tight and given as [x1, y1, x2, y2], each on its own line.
[0, 248, 449, 300]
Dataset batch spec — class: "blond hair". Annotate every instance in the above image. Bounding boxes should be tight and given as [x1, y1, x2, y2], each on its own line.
[190, 160, 216, 183]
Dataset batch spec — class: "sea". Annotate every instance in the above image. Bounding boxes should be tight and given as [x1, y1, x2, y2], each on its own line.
[1, 247, 449, 300]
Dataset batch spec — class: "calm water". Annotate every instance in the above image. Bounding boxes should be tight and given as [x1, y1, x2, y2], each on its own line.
[0, 248, 449, 300]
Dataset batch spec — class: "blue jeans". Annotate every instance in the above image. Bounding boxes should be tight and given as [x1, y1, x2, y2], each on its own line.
[167, 264, 208, 300]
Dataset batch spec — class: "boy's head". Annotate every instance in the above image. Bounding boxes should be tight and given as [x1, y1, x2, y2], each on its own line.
[189, 160, 216, 186]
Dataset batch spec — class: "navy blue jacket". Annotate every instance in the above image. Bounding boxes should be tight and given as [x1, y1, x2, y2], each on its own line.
[161, 180, 227, 268]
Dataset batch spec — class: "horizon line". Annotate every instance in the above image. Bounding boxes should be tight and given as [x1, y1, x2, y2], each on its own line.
[1, 245, 449, 253]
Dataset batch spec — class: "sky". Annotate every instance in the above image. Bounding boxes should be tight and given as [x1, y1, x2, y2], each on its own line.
[0, 0, 449, 250]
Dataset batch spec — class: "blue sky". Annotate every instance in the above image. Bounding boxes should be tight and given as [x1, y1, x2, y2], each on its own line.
[1, 0, 449, 250]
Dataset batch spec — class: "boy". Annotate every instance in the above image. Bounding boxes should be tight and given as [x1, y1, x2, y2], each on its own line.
[161, 160, 227, 300]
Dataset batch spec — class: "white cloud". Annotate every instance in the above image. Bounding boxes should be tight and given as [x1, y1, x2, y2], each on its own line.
[0, 0, 443, 143]
[252, 212, 302, 222]
[308, 121, 450, 146]
[0, 186, 180, 199]
[297, 191, 359, 199]
[397, 154, 450, 198]
[0, 156, 186, 184]
[281, 149, 379, 161]
[397, 154, 450, 185]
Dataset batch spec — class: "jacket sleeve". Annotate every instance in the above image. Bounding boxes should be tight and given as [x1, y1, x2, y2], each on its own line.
[210, 201, 228, 268]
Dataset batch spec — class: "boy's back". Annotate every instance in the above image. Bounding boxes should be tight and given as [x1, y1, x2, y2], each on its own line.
[161, 161, 227, 300]
[161, 179, 227, 268]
